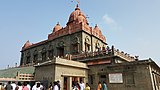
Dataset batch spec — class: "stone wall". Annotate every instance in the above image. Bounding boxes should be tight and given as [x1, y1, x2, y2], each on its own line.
[88, 61, 155, 90]
[20, 30, 107, 66]
[35, 64, 55, 83]
[34, 58, 88, 89]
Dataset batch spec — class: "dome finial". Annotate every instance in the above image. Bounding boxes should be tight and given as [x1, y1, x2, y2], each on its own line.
[75, 4, 80, 10]
[53, 22, 62, 32]
[76, 4, 79, 8]
[95, 24, 98, 27]
[57, 22, 60, 25]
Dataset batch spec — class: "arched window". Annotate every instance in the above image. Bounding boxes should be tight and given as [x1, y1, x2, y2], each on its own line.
[41, 47, 46, 61]
[26, 51, 31, 64]
[72, 36, 80, 54]
[57, 41, 65, 57]
[33, 49, 38, 64]
[85, 37, 90, 52]
[48, 45, 54, 59]
[95, 42, 100, 52]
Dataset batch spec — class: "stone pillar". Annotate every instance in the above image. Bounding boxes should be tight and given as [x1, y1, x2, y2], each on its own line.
[67, 77, 72, 90]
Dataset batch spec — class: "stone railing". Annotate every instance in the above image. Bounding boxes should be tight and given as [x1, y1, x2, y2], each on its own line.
[113, 49, 135, 61]
[68, 46, 137, 62]
[112, 45, 137, 61]
[71, 50, 111, 60]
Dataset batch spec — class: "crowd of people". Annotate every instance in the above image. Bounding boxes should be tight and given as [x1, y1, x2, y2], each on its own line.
[0, 81, 31, 90]
[71, 80, 108, 90]
[97, 81, 108, 90]
[48, 80, 90, 90]
[0, 81, 48, 90]
[0, 80, 107, 90]
[48, 80, 60, 90]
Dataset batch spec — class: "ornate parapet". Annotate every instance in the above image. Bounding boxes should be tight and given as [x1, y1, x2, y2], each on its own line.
[70, 46, 136, 62]
[48, 26, 70, 40]
[82, 23, 91, 34]
[70, 49, 112, 61]
[91, 25, 106, 42]
[112, 46, 136, 62]
[48, 23, 85, 40]
[48, 22, 106, 43]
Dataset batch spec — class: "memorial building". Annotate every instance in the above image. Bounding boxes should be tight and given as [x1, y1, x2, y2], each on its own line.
[19, 5, 160, 90]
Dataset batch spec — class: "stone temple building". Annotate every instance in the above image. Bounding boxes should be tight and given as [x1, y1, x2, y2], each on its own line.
[19, 5, 160, 90]
[20, 5, 106, 66]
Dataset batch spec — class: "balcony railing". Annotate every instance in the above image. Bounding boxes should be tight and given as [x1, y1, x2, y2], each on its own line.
[63, 46, 136, 62]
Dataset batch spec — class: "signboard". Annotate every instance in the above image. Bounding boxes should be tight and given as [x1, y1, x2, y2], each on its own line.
[109, 73, 123, 83]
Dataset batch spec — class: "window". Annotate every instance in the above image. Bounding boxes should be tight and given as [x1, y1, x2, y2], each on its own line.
[42, 52, 46, 61]
[57, 41, 65, 57]
[48, 45, 54, 59]
[26, 51, 31, 64]
[95, 42, 100, 52]
[57, 47, 64, 57]
[72, 36, 80, 54]
[41, 47, 46, 61]
[33, 54, 38, 63]
[33, 49, 38, 63]
[126, 73, 135, 85]
[85, 43, 90, 52]
[48, 50, 53, 59]
[72, 44, 79, 54]
[26, 56, 30, 64]
[85, 37, 90, 52]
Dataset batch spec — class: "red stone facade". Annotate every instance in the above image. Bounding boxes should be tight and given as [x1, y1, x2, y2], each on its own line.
[22, 5, 106, 51]
[48, 5, 106, 43]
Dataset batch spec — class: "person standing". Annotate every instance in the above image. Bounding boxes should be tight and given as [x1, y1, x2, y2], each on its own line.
[22, 82, 29, 90]
[97, 81, 102, 90]
[26, 82, 31, 90]
[31, 82, 37, 90]
[76, 81, 80, 90]
[79, 81, 85, 90]
[85, 83, 90, 90]
[102, 81, 107, 90]
[11, 82, 16, 90]
[72, 81, 78, 90]
[5, 81, 13, 90]
[48, 82, 52, 90]
[56, 81, 60, 90]
[16, 82, 22, 90]
[32, 82, 43, 90]
[0, 82, 5, 90]
[53, 81, 58, 90]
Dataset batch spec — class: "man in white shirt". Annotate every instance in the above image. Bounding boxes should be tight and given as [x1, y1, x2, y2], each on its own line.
[53, 81, 58, 90]
[79, 81, 85, 90]
[32, 82, 43, 90]
[11, 82, 16, 90]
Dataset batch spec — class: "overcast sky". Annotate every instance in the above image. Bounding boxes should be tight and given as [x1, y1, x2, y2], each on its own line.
[0, 0, 160, 69]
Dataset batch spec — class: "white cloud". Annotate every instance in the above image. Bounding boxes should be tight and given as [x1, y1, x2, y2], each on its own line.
[102, 14, 121, 30]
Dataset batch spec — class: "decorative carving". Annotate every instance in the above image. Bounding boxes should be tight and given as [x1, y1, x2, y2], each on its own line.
[33, 49, 38, 55]
[72, 36, 80, 44]
[42, 47, 46, 53]
[48, 45, 53, 51]
[26, 51, 31, 57]
[57, 41, 65, 47]
[85, 36, 90, 44]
